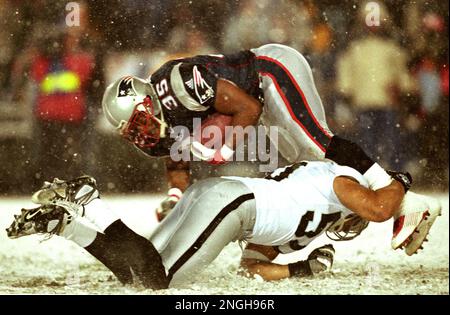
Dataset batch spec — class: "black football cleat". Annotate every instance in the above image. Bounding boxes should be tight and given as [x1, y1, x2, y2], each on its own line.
[6, 204, 70, 239]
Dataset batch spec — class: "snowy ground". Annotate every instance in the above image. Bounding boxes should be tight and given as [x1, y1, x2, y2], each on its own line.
[0, 192, 448, 295]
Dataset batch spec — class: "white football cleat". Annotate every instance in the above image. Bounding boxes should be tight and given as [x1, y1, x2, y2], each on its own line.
[391, 191, 442, 255]
[32, 175, 99, 208]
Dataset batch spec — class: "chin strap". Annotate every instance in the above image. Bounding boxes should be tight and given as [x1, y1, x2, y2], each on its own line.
[149, 83, 168, 139]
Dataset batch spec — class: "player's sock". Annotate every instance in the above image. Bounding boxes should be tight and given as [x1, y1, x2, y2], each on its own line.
[325, 136, 392, 189]
[57, 191, 167, 288]
[58, 197, 137, 286]
[69, 215, 168, 288]
[59, 216, 134, 285]
[104, 220, 169, 290]
[84, 232, 134, 285]
[83, 198, 120, 232]
[59, 216, 98, 247]
[85, 220, 168, 289]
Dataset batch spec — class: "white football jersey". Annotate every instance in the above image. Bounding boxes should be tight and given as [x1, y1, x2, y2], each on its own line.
[225, 161, 368, 249]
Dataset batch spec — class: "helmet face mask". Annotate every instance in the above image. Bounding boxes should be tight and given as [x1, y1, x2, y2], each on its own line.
[102, 76, 168, 148]
[120, 96, 164, 148]
[326, 214, 369, 241]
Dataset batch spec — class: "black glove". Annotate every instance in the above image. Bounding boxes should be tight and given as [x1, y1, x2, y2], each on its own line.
[387, 171, 413, 192]
[288, 244, 335, 277]
[307, 244, 335, 274]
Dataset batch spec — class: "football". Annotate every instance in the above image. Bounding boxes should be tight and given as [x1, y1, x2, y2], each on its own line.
[198, 113, 233, 147]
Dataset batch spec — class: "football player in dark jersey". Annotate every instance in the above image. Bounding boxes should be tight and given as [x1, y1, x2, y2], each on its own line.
[101, 44, 439, 244]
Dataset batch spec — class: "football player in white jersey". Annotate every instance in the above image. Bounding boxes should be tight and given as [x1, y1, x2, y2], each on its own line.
[7, 161, 440, 288]
[102, 44, 440, 253]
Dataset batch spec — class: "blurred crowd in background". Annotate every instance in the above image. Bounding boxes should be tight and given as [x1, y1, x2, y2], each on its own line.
[0, 0, 448, 195]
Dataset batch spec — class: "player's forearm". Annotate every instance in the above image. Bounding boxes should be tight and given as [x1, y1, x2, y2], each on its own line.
[240, 244, 289, 281]
[225, 107, 261, 149]
[165, 159, 190, 192]
[354, 181, 405, 222]
[214, 79, 262, 149]
[240, 260, 291, 281]
[370, 180, 405, 221]
[334, 176, 405, 222]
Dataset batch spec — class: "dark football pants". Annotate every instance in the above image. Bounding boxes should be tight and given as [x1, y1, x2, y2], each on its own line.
[150, 178, 256, 286]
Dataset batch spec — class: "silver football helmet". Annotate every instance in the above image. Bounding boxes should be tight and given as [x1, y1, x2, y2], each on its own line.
[102, 76, 168, 148]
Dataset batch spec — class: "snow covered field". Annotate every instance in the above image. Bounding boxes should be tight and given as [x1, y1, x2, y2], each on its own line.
[0, 193, 448, 295]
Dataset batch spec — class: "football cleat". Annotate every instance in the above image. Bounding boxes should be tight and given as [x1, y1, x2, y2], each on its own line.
[391, 191, 441, 255]
[6, 204, 71, 239]
[32, 175, 99, 208]
[404, 207, 441, 256]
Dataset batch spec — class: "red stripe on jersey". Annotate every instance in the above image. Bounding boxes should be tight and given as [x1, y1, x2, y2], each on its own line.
[259, 71, 326, 152]
[256, 56, 332, 140]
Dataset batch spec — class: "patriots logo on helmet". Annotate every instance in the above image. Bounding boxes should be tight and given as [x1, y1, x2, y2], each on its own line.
[117, 76, 137, 98]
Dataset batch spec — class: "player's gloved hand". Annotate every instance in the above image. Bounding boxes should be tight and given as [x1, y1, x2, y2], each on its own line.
[288, 244, 335, 277]
[307, 244, 335, 274]
[191, 141, 234, 165]
[387, 170, 413, 193]
[155, 188, 182, 222]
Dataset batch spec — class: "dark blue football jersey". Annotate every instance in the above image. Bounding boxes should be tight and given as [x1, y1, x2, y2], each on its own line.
[139, 50, 262, 157]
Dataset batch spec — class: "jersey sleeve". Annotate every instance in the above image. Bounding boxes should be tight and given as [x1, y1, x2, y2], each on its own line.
[169, 62, 218, 111]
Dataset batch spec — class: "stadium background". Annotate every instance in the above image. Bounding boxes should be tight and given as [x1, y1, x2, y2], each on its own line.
[0, 0, 448, 295]
[0, 0, 448, 194]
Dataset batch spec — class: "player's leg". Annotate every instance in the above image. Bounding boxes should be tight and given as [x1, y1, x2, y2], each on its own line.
[97, 218, 168, 288]
[252, 44, 378, 172]
[150, 177, 256, 286]
[253, 45, 378, 179]
[252, 43, 333, 162]
[66, 214, 167, 288]
[6, 200, 136, 285]
[51, 180, 168, 289]
[241, 243, 335, 281]
[66, 216, 137, 285]
[9, 176, 168, 288]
